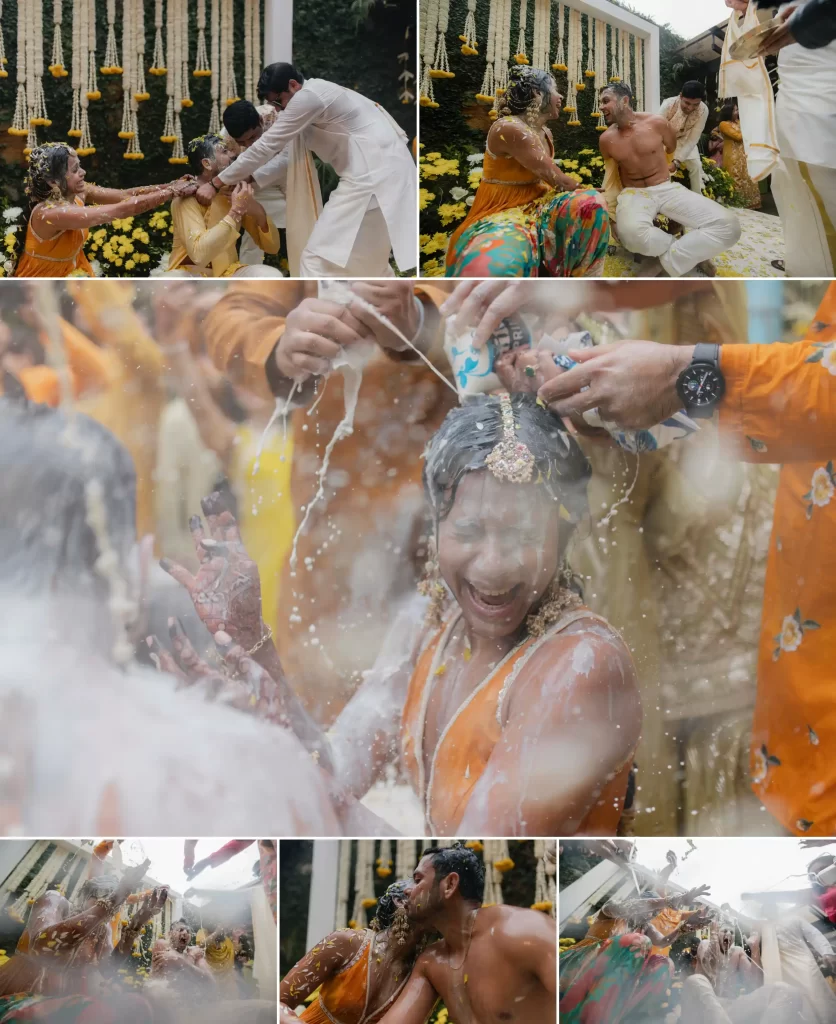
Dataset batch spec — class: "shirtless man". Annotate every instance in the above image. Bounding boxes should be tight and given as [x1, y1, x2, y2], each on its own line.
[379, 844, 556, 1024]
[599, 82, 741, 278]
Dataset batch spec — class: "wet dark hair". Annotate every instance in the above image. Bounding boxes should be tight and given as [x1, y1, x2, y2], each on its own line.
[187, 134, 225, 177]
[223, 100, 262, 140]
[419, 843, 485, 903]
[499, 66, 556, 117]
[422, 393, 591, 536]
[0, 399, 136, 597]
[171, 919, 193, 936]
[601, 82, 633, 105]
[77, 875, 119, 906]
[257, 62, 305, 97]
[25, 143, 74, 205]
[680, 80, 706, 101]
[371, 880, 410, 930]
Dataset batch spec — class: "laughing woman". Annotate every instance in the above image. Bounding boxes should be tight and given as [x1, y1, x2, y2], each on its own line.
[13, 143, 195, 278]
[445, 67, 610, 278]
[280, 882, 429, 1024]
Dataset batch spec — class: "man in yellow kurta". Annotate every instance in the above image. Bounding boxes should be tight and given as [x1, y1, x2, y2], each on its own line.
[202, 281, 454, 718]
[166, 134, 282, 279]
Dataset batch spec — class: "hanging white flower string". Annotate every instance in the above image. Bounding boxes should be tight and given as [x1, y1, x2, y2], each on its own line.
[336, 841, 351, 929]
[120, 0, 143, 158]
[636, 35, 645, 111]
[49, 0, 67, 77]
[67, 0, 81, 137]
[101, 0, 121, 74]
[9, 0, 28, 137]
[460, 0, 478, 55]
[221, 0, 239, 104]
[419, 0, 439, 107]
[395, 840, 416, 884]
[180, 0, 192, 109]
[532, 0, 549, 72]
[476, 0, 496, 101]
[490, 0, 511, 118]
[251, 0, 260, 102]
[208, 0, 220, 131]
[514, 0, 528, 64]
[376, 839, 393, 879]
[620, 28, 629, 87]
[161, 0, 177, 143]
[194, 0, 211, 78]
[564, 7, 580, 125]
[349, 841, 376, 929]
[593, 18, 606, 130]
[585, 8, 595, 80]
[244, 0, 253, 103]
[552, 1, 566, 73]
[574, 10, 586, 94]
[0, 0, 7, 82]
[610, 22, 620, 82]
[26, 0, 52, 156]
[431, 0, 453, 80]
[133, 0, 148, 101]
[75, 0, 98, 157]
[150, 0, 166, 75]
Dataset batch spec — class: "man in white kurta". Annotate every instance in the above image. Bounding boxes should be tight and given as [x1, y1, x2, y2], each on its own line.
[202, 64, 417, 277]
[659, 82, 709, 194]
[221, 101, 289, 268]
[767, 0, 836, 276]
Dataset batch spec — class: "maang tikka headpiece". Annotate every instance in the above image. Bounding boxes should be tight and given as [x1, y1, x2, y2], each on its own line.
[485, 392, 536, 484]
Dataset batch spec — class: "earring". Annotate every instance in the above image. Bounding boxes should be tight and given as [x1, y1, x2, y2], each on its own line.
[49, 182, 63, 202]
[417, 550, 447, 632]
[524, 96, 541, 126]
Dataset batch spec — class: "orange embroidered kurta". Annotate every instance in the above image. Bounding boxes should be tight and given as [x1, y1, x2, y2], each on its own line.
[15, 198, 95, 278]
[400, 609, 633, 835]
[718, 283, 836, 835]
[446, 139, 552, 267]
[204, 282, 456, 716]
[301, 933, 405, 1024]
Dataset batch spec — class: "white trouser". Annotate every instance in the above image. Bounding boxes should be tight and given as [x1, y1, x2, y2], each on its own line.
[299, 204, 394, 278]
[682, 153, 703, 193]
[772, 157, 836, 277]
[164, 264, 284, 278]
[240, 186, 287, 266]
[616, 180, 742, 277]
[681, 976, 806, 1024]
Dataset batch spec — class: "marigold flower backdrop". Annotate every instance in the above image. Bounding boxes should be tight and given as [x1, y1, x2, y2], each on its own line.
[418, 0, 744, 276]
[0, 0, 416, 276]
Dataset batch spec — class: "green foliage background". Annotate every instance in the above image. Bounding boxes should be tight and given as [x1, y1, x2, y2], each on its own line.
[0, 0, 416, 201]
[420, 0, 692, 161]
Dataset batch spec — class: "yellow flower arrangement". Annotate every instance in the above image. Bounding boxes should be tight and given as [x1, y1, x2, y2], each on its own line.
[464, 840, 483, 852]
[193, 69, 213, 78]
[437, 201, 467, 225]
[461, 45, 478, 56]
[134, 92, 151, 102]
[421, 232, 450, 255]
[49, 64, 69, 77]
[181, 98, 195, 108]
[492, 856, 515, 873]
[160, 135, 177, 144]
[552, 62, 568, 72]
[361, 897, 378, 909]
[531, 900, 553, 913]
[419, 188, 435, 211]
[149, 66, 167, 76]
[118, 131, 136, 140]
[513, 54, 530, 65]
[100, 65, 124, 75]
[86, 91, 101, 100]
[429, 69, 455, 80]
[421, 258, 443, 276]
[467, 168, 482, 189]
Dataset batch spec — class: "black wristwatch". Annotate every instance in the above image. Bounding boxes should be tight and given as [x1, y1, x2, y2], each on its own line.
[675, 342, 725, 419]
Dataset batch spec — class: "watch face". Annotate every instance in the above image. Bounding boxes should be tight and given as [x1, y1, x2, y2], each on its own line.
[678, 364, 725, 406]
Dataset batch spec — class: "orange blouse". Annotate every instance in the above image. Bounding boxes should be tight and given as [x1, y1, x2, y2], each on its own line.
[718, 284, 836, 835]
[15, 196, 94, 278]
[301, 932, 406, 1024]
[400, 608, 633, 835]
[446, 128, 552, 266]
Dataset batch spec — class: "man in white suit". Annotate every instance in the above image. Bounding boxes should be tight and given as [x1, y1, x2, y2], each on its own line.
[197, 63, 417, 278]
[659, 81, 709, 194]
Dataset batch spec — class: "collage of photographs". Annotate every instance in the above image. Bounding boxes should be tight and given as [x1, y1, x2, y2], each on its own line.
[0, 0, 834, 1021]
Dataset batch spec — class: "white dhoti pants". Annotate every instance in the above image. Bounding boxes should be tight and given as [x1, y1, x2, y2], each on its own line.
[299, 204, 395, 278]
[681, 976, 807, 1024]
[772, 158, 836, 277]
[682, 153, 704, 193]
[240, 186, 287, 266]
[616, 180, 742, 277]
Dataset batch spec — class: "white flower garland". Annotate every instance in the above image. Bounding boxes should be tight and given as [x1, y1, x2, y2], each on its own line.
[350, 841, 376, 928]
[208, 0, 220, 131]
[49, 0, 67, 77]
[395, 840, 417, 884]
[133, 0, 148, 101]
[460, 0, 478, 55]
[514, 0, 528, 64]
[150, 0, 166, 74]
[336, 840, 352, 929]
[609, 22, 620, 82]
[532, 0, 549, 72]
[78, 0, 99, 155]
[194, 0, 211, 77]
[102, 0, 120, 72]
[162, 0, 177, 143]
[171, 0, 189, 162]
[431, 0, 453, 78]
[493, 0, 511, 108]
[10, 0, 29, 137]
[244, 0, 253, 103]
[585, 6, 595, 79]
[0, 1, 8, 82]
[564, 6, 581, 125]
[419, 0, 440, 107]
[476, 0, 496, 101]
[551, 1, 566, 72]
[180, 0, 192, 110]
[376, 838, 393, 880]
[592, 18, 606, 130]
[620, 29, 629, 87]
[635, 35, 645, 111]
[221, 0, 238, 105]
[573, 10, 585, 94]
[120, 0, 143, 158]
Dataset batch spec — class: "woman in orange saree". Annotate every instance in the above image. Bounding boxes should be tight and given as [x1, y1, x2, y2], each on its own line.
[281, 882, 429, 1024]
[13, 143, 196, 278]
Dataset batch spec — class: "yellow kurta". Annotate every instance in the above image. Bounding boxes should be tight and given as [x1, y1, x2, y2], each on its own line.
[168, 194, 280, 277]
[67, 280, 167, 540]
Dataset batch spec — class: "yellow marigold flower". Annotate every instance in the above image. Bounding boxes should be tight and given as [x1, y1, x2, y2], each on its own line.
[437, 201, 466, 225]
[125, 260, 135, 269]
[114, 258, 123, 266]
[423, 152, 441, 160]
[467, 169, 483, 189]
[465, 840, 483, 852]
[432, 158, 460, 176]
[140, 253, 150, 263]
[493, 856, 515, 873]
[419, 188, 435, 211]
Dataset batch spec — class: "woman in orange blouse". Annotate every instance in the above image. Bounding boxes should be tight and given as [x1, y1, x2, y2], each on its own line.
[281, 882, 427, 1024]
[445, 66, 609, 277]
[13, 142, 195, 278]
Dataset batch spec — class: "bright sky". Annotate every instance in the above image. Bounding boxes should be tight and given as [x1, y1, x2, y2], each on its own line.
[617, 0, 732, 40]
[632, 839, 821, 913]
[99, 839, 259, 899]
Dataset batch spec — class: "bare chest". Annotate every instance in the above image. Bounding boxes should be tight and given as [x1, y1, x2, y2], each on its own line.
[608, 124, 666, 167]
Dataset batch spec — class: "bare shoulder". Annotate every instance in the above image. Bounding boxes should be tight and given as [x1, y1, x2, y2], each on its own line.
[641, 113, 670, 132]
[519, 613, 637, 691]
[480, 904, 555, 939]
[488, 116, 531, 149]
[315, 928, 367, 957]
[598, 126, 617, 151]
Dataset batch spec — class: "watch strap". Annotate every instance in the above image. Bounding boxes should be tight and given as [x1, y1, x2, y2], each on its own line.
[692, 342, 719, 369]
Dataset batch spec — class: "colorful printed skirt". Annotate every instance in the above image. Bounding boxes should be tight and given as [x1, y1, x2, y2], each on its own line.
[445, 188, 609, 278]
[0, 993, 153, 1023]
[559, 932, 674, 1023]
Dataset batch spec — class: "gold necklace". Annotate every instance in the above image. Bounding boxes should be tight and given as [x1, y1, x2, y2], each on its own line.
[448, 908, 479, 971]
